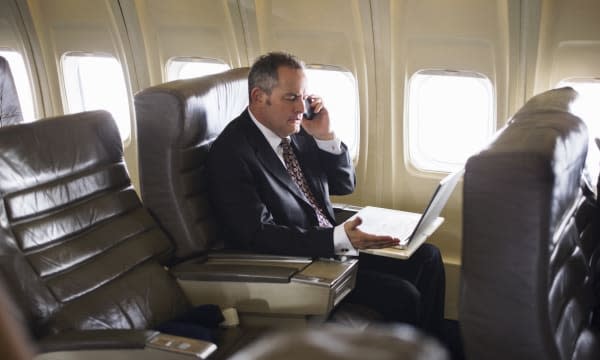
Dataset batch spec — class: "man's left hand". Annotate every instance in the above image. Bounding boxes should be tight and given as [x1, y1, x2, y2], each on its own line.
[302, 96, 335, 140]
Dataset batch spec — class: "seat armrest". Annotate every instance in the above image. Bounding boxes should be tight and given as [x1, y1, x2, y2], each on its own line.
[293, 257, 358, 288]
[145, 333, 217, 358]
[177, 257, 359, 318]
[207, 251, 312, 262]
[39, 331, 217, 359]
[38, 330, 158, 352]
[170, 253, 312, 283]
[171, 262, 299, 283]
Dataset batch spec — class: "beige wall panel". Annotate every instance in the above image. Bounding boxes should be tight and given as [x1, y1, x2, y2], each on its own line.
[0, 0, 44, 118]
[27, 0, 133, 111]
[0, 16, 21, 45]
[551, 42, 600, 82]
[535, 0, 600, 92]
[25, 0, 140, 189]
[123, 0, 246, 86]
[240, 0, 372, 72]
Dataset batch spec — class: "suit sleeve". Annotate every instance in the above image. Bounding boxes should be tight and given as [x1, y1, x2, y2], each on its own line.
[318, 142, 356, 196]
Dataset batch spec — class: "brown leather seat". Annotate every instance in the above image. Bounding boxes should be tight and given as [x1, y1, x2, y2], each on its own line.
[135, 68, 249, 259]
[0, 110, 255, 359]
[461, 87, 600, 359]
[0, 56, 24, 126]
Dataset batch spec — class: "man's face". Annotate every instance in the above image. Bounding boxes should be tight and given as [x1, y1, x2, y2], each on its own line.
[253, 66, 308, 138]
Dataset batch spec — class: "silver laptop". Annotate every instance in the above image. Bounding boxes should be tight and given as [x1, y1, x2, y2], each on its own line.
[351, 168, 464, 249]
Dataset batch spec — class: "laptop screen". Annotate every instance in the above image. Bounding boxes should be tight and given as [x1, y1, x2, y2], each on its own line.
[408, 168, 464, 240]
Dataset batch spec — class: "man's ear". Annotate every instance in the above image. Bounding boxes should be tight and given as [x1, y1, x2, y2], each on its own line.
[250, 87, 264, 104]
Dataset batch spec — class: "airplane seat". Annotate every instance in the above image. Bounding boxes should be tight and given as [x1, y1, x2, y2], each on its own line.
[229, 324, 450, 360]
[0, 56, 24, 126]
[0, 110, 260, 359]
[461, 87, 600, 360]
[135, 68, 249, 258]
[134, 69, 360, 326]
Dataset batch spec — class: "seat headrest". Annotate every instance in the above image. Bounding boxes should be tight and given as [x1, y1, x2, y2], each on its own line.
[0, 110, 123, 194]
[0, 56, 24, 126]
[470, 87, 586, 184]
[135, 67, 249, 148]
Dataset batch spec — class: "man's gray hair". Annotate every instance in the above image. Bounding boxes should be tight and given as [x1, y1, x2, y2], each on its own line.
[248, 52, 305, 100]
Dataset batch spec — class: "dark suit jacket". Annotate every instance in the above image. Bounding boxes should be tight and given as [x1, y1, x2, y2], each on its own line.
[206, 109, 356, 257]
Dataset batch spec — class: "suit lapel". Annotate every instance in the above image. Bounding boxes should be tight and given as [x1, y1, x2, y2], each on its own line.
[240, 113, 308, 202]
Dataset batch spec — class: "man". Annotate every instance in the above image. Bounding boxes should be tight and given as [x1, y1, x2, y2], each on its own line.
[207, 52, 445, 335]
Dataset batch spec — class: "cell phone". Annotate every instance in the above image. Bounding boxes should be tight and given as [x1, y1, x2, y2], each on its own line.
[303, 97, 315, 120]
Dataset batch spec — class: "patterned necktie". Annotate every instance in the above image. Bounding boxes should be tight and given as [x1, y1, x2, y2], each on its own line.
[280, 138, 333, 228]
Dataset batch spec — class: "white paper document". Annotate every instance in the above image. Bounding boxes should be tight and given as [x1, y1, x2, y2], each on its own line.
[352, 206, 422, 245]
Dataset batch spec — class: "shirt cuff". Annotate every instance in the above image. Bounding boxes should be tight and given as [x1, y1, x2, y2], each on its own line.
[333, 223, 359, 256]
[314, 136, 342, 154]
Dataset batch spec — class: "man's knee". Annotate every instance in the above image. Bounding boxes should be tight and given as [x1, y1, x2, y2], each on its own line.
[413, 244, 444, 271]
[350, 270, 422, 324]
[415, 243, 442, 262]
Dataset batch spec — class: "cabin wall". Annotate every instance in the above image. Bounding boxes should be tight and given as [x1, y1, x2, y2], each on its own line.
[0, 0, 44, 116]
[534, 0, 600, 92]
[1, 0, 599, 319]
[20, 0, 141, 188]
[120, 0, 247, 88]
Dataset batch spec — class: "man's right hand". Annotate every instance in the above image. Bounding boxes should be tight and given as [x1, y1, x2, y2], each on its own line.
[344, 217, 400, 250]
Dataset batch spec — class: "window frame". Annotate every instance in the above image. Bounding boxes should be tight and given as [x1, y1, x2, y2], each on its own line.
[60, 51, 132, 143]
[304, 64, 360, 160]
[165, 56, 230, 82]
[405, 68, 496, 174]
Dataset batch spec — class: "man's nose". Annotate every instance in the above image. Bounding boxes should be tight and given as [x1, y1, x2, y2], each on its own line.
[295, 97, 305, 113]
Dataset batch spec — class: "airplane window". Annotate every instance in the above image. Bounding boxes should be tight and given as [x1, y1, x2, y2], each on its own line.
[166, 57, 230, 81]
[305, 65, 359, 159]
[61, 53, 131, 141]
[407, 69, 495, 173]
[557, 78, 600, 178]
[0, 49, 35, 122]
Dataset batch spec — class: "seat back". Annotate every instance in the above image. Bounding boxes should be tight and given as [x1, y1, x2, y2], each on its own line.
[0, 111, 189, 339]
[0, 56, 24, 126]
[134, 68, 249, 259]
[461, 87, 600, 359]
[229, 325, 449, 360]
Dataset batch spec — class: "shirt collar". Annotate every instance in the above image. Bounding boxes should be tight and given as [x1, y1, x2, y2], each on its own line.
[248, 108, 289, 152]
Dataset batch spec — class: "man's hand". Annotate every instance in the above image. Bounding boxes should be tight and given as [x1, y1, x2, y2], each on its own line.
[344, 217, 400, 250]
[301, 96, 335, 140]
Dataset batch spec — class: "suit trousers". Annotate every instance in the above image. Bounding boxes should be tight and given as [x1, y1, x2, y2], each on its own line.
[340, 243, 446, 336]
